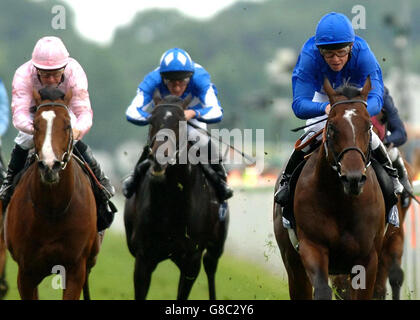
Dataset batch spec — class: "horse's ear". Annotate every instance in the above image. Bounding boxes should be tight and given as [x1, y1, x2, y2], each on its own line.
[360, 75, 371, 100]
[64, 88, 73, 106]
[323, 77, 336, 103]
[153, 89, 162, 106]
[182, 94, 192, 110]
[33, 89, 41, 106]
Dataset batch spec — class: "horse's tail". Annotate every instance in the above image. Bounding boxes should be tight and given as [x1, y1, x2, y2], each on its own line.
[83, 278, 90, 300]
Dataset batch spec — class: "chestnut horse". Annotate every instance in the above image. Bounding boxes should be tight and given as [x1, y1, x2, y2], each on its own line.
[332, 114, 414, 300]
[124, 95, 229, 300]
[5, 87, 100, 299]
[274, 77, 385, 299]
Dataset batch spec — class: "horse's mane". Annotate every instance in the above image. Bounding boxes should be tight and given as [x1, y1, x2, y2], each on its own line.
[39, 86, 65, 101]
[334, 84, 362, 99]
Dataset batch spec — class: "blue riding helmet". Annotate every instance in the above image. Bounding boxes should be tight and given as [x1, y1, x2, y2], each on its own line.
[159, 48, 194, 80]
[315, 12, 355, 47]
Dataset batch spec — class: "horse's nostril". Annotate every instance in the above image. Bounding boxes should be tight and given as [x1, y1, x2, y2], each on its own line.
[52, 160, 62, 171]
[38, 161, 46, 170]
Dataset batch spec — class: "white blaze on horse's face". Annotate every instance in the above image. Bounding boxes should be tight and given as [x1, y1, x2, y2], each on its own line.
[41, 110, 57, 168]
[343, 109, 357, 144]
[163, 111, 173, 121]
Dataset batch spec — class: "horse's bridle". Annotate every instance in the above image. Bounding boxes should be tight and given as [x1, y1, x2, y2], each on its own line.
[324, 99, 372, 175]
[147, 104, 188, 165]
[35, 102, 74, 170]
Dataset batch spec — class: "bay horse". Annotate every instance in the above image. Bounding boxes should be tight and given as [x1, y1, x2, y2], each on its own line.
[274, 77, 385, 299]
[332, 112, 414, 300]
[124, 95, 229, 300]
[4, 87, 100, 299]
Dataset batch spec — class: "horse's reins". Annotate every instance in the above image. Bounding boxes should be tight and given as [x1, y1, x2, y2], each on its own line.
[323, 99, 372, 175]
[35, 102, 74, 170]
[147, 103, 256, 165]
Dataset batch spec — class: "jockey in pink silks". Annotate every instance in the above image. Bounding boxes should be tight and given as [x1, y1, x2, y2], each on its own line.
[0, 36, 116, 227]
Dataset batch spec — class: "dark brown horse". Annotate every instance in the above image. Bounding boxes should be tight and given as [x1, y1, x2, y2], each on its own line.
[124, 95, 229, 300]
[5, 87, 100, 299]
[274, 77, 385, 299]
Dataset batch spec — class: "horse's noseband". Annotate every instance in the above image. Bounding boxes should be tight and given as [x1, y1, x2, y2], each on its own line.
[324, 99, 371, 176]
[34, 102, 74, 170]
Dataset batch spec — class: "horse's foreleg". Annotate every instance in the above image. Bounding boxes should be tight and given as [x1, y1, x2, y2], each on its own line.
[203, 244, 223, 300]
[373, 249, 391, 300]
[63, 262, 86, 300]
[17, 270, 39, 300]
[299, 239, 332, 300]
[353, 250, 378, 300]
[389, 255, 404, 300]
[174, 251, 202, 300]
[134, 255, 157, 300]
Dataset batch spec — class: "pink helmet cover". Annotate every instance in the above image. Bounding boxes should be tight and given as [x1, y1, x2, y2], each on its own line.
[31, 36, 69, 70]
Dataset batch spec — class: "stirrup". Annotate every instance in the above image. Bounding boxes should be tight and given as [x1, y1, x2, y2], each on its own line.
[274, 182, 290, 206]
[392, 177, 404, 195]
[274, 174, 291, 205]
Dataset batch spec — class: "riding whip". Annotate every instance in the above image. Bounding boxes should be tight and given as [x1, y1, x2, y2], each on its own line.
[186, 121, 256, 165]
[291, 116, 328, 132]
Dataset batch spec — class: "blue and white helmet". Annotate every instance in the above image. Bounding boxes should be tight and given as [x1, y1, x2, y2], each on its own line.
[315, 12, 355, 49]
[159, 48, 194, 80]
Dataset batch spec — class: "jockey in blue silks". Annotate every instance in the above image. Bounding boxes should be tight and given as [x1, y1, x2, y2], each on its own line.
[0, 78, 9, 141]
[123, 47, 233, 202]
[274, 12, 405, 206]
[0, 78, 10, 168]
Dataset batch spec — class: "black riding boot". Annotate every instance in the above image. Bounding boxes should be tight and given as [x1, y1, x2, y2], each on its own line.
[372, 143, 404, 195]
[0, 144, 29, 210]
[200, 162, 233, 202]
[75, 141, 116, 231]
[201, 141, 233, 202]
[274, 149, 305, 206]
[393, 153, 413, 208]
[75, 141, 115, 201]
[122, 145, 151, 198]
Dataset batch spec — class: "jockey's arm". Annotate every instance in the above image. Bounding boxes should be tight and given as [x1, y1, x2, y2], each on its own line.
[0, 81, 9, 137]
[11, 67, 36, 135]
[67, 67, 93, 141]
[365, 71, 384, 117]
[382, 90, 407, 147]
[125, 88, 152, 126]
[190, 84, 223, 124]
[292, 75, 329, 119]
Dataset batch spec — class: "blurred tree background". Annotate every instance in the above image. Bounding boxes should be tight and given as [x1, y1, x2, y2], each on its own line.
[0, 0, 418, 181]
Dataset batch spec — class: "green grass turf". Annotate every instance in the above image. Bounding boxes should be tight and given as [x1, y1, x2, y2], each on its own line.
[2, 231, 289, 300]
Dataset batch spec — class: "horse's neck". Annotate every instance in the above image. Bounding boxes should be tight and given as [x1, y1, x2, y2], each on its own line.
[31, 160, 75, 213]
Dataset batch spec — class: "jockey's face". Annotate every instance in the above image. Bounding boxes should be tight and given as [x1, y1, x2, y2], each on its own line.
[320, 45, 351, 72]
[164, 78, 190, 97]
[37, 68, 65, 86]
